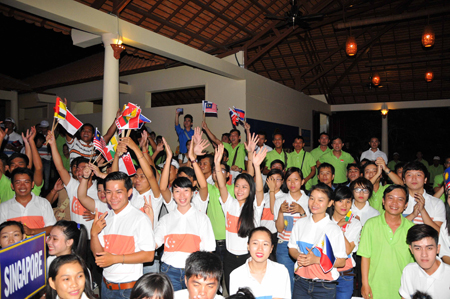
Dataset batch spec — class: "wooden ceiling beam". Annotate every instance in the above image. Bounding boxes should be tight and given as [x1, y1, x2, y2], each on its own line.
[91, 0, 106, 9]
[112, 0, 132, 15]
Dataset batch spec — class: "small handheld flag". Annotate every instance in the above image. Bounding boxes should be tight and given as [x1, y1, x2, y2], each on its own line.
[103, 135, 118, 162]
[444, 167, 450, 191]
[202, 100, 218, 117]
[233, 106, 245, 122]
[93, 128, 107, 156]
[229, 107, 239, 126]
[342, 210, 354, 232]
[316, 235, 336, 273]
[59, 110, 83, 135]
[119, 152, 136, 176]
[53, 97, 67, 120]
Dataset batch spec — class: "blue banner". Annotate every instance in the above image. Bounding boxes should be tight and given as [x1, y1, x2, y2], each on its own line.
[0, 232, 46, 299]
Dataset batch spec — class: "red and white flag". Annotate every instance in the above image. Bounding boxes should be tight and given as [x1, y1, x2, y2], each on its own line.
[119, 152, 136, 176]
[59, 110, 83, 135]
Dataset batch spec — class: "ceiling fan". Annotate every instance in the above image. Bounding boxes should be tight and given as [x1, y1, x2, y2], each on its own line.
[264, 0, 324, 29]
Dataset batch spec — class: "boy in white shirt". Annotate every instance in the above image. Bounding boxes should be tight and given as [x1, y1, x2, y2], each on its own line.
[91, 171, 155, 298]
[174, 251, 224, 299]
[400, 224, 450, 299]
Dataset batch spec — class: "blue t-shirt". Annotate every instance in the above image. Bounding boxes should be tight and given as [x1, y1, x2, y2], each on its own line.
[175, 124, 194, 154]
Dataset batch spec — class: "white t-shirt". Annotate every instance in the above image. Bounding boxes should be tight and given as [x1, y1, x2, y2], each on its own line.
[154, 206, 215, 268]
[351, 201, 380, 226]
[131, 188, 163, 229]
[65, 177, 98, 239]
[230, 258, 291, 299]
[98, 202, 155, 283]
[0, 193, 56, 229]
[164, 190, 209, 214]
[273, 191, 309, 242]
[261, 191, 287, 234]
[206, 174, 214, 186]
[174, 289, 224, 299]
[360, 148, 388, 164]
[332, 215, 362, 270]
[438, 223, 450, 259]
[220, 193, 264, 255]
[3, 131, 23, 156]
[288, 214, 347, 281]
[399, 257, 450, 299]
[177, 154, 188, 165]
[403, 191, 445, 225]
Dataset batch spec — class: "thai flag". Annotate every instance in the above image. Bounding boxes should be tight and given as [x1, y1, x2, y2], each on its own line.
[316, 234, 336, 273]
[202, 100, 218, 117]
[233, 106, 245, 122]
[119, 152, 136, 176]
[229, 108, 239, 126]
[93, 128, 106, 156]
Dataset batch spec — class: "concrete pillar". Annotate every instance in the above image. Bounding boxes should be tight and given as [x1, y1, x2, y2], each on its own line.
[381, 114, 388, 155]
[101, 33, 120, 135]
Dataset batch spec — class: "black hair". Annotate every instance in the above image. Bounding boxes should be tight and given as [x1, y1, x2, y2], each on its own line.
[185, 251, 223, 282]
[270, 159, 285, 170]
[46, 255, 95, 299]
[227, 287, 256, 299]
[445, 188, 450, 236]
[310, 183, 334, 201]
[395, 162, 406, 175]
[360, 158, 371, 166]
[256, 131, 267, 139]
[0, 153, 8, 167]
[263, 169, 284, 193]
[11, 167, 34, 183]
[178, 166, 196, 181]
[97, 178, 105, 189]
[34, 133, 46, 143]
[293, 135, 304, 142]
[318, 132, 330, 139]
[362, 161, 377, 173]
[349, 177, 374, 199]
[135, 164, 157, 179]
[222, 133, 230, 140]
[347, 163, 360, 172]
[412, 291, 432, 299]
[130, 273, 174, 299]
[230, 128, 241, 137]
[329, 186, 352, 219]
[7, 153, 29, 167]
[235, 173, 257, 238]
[402, 161, 429, 179]
[80, 123, 94, 133]
[184, 114, 193, 122]
[76, 158, 90, 167]
[199, 154, 214, 169]
[318, 162, 335, 175]
[0, 220, 24, 235]
[282, 167, 303, 193]
[223, 148, 229, 158]
[383, 184, 409, 204]
[248, 227, 272, 245]
[71, 156, 84, 169]
[272, 132, 284, 140]
[53, 220, 88, 261]
[331, 136, 343, 143]
[105, 171, 133, 191]
[406, 224, 438, 246]
[172, 177, 195, 192]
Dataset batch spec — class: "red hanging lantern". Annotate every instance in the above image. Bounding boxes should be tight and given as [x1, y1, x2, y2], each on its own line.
[111, 43, 125, 59]
[346, 36, 357, 56]
[372, 73, 381, 86]
[422, 25, 435, 48]
[425, 70, 434, 82]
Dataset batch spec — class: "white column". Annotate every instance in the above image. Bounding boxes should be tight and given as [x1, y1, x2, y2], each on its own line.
[101, 33, 120, 135]
[381, 114, 388, 155]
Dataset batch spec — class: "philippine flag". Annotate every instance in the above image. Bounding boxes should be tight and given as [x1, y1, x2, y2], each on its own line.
[316, 234, 336, 273]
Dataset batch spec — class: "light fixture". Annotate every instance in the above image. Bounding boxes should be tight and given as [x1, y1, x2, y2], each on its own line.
[346, 36, 357, 56]
[422, 25, 435, 48]
[425, 70, 434, 82]
[372, 73, 381, 86]
[381, 103, 388, 118]
[111, 16, 125, 60]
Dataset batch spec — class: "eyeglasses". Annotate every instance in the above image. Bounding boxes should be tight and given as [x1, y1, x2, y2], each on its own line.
[354, 188, 369, 194]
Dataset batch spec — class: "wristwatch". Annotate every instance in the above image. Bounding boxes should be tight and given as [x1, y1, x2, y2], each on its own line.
[191, 159, 198, 164]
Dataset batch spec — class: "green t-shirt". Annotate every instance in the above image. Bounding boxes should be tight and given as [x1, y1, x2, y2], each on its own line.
[387, 160, 400, 171]
[0, 175, 44, 203]
[357, 212, 414, 299]
[433, 174, 445, 202]
[207, 183, 234, 240]
[428, 164, 444, 185]
[265, 149, 287, 169]
[416, 159, 429, 169]
[286, 150, 316, 190]
[368, 183, 390, 213]
[310, 146, 332, 185]
[223, 143, 246, 170]
[56, 134, 66, 160]
[318, 150, 355, 184]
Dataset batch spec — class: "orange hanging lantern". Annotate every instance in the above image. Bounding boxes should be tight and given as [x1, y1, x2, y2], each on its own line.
[111, 43, 125, 59]
[372, 73, 381, 86]
[346, 36, 357, 56]
[425, 70, 434, 82]
[422, 25, 435, 48]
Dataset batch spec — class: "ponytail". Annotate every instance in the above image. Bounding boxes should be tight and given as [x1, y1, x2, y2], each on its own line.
[53, 220, 88, 261]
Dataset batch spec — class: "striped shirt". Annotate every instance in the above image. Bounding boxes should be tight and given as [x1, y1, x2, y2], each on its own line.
[66, 137, 94, 162]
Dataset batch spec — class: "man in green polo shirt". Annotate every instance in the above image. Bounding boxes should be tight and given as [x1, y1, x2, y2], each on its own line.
[310, 132, 332, 185]
[263, 132, 287, 175]
[286, 136, 316, 191]
[202, 121, 248, 172]
[317, 136, 355, 184]
[358, 184, 414, 299]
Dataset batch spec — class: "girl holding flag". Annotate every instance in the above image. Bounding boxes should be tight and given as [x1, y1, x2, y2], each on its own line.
[288, 183, 347, 299]
[330, 186, 362, 299]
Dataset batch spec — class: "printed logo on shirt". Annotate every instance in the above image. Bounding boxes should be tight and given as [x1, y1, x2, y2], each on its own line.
[71, 196, 89, 216]
[261, 207, 274, 221]
[226, 212, 240, 234]
[279, 215, 300, 241]
[8, 216, 45, 229]
[164, 234, 201, 253]
[103, 234, 135, 255]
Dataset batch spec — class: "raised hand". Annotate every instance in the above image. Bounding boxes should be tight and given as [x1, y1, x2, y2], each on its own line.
[194, 138, 210, 157]
[162, 137, 173, 160]
[91, 209, 107, 236]
[82, 164, 93, 179]
[244, 121, 251, 131]
[245, 132, 259, 154]
[140, 131, 149, 149]
[266, 176, 276, 192]
[252, 147, 268, 167]
[193, 127, 203, 145]
[214, 143, 224, 166]
[53, 178, 64, 192]
[46, 131, 56, 146]
[143, 195, 154, 225]
[28, 126, 37, 141]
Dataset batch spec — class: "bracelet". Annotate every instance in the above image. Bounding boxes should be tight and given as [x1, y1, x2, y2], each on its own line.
[191, 159, 198, 164]
[122, 254, 125, 264]
[300, 213, 306, 217]
[269, 191, 275, 193]
[142, 151, 148, 154]
[385, 169, 391, 174]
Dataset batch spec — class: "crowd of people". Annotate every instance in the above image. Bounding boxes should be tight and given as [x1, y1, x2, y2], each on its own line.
[0, 107, 449, 299]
